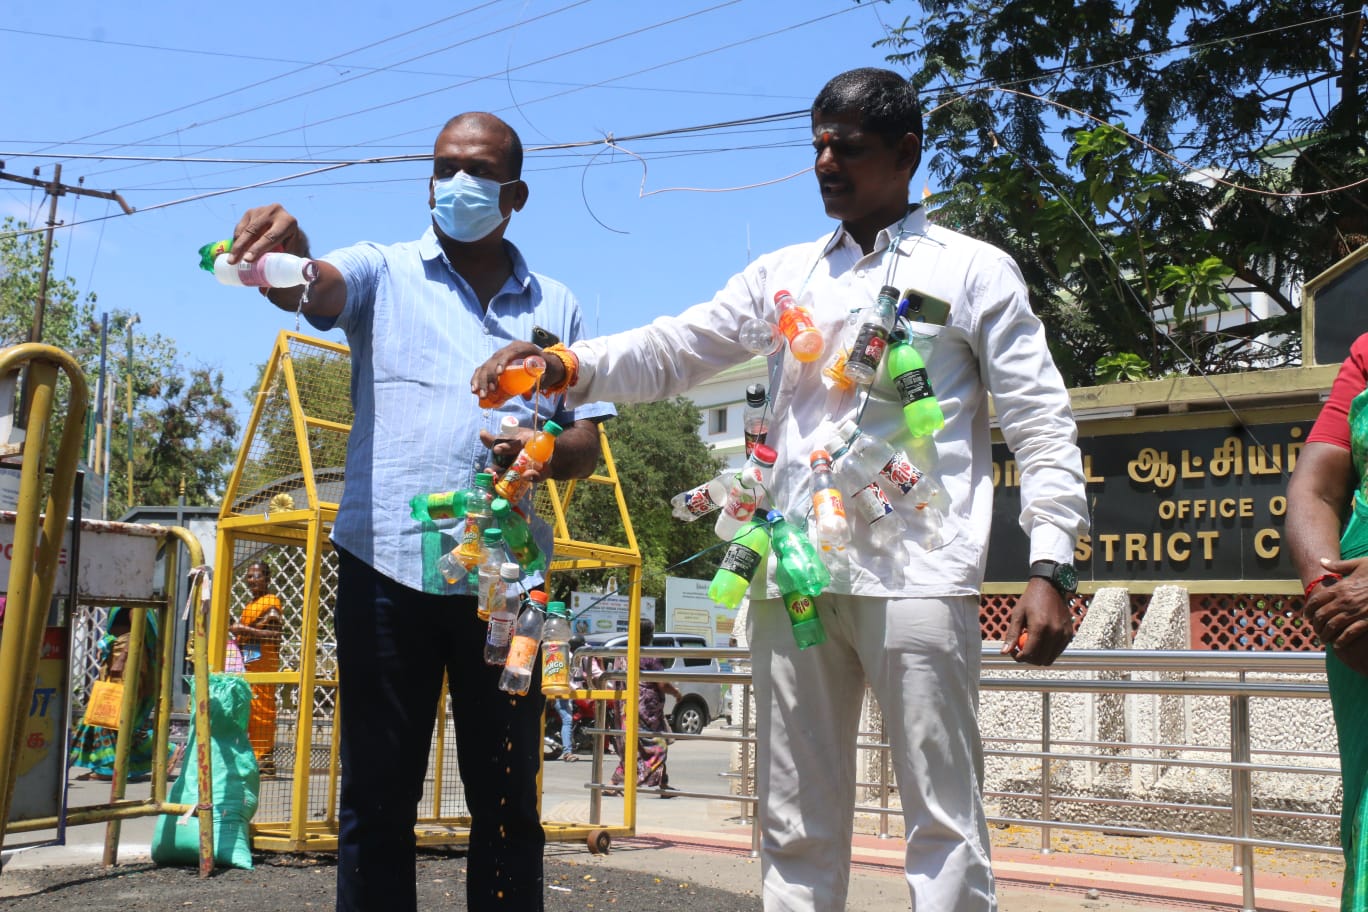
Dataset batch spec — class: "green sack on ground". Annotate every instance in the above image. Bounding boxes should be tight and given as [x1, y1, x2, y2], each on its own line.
[152, 673, 260, 870]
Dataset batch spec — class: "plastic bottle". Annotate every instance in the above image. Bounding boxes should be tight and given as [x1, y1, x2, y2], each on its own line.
[452, 473, 497, 572]
[474, 528, 507, 621]
[773, 289, 824, 362]
[491, 414, 521, 468]
[824, 428, 908, 549]
[495, 419, 563, 502]
[739, 317, 782, 356]
[714, 443, 777, 541]
[540, 601, 573, 698]
[484, 563, 522, 666]
[808, 449, 851, 552]
[491, 497, 545, 571]
[835, 419, 946, 511]
[887, 333, 945, 437]
[842, 285, 899, 386]
[821, 309, 863, 391]
[213, 252, 319, 288]
[409, 488, 470, 523]
[479, 357, 547, 408]
[777, 564, 826, 649]
[766, 510, 830, 597]
[499, 590, 548, 695]
[708, 518, 772, 610]
[742, 383, 769, 457]
[669, 473, 731, 522]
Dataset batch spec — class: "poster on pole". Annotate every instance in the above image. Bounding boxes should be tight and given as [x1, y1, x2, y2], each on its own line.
[665, 576, 735, 647]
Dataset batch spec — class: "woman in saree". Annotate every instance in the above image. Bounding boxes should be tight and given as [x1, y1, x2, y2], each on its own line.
[1287, 332, 1368, 910]
[69, 606, 161, 781]
[608, 618, 681, 796]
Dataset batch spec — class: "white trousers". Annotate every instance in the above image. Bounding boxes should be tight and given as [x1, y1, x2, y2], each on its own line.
[747, 592, 994, 912]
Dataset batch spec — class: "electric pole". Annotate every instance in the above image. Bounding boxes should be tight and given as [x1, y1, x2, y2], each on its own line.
[0, 162, 134, 428]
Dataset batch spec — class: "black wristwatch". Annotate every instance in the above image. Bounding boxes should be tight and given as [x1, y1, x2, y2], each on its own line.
[1029, 560, 1078, 597]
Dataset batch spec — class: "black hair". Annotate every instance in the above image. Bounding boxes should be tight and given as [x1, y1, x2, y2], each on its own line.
[640, 617, 655, 648]
[811, 68, 923, 148]
[246, 561, 272, 582]
[441, 112, 524, 179]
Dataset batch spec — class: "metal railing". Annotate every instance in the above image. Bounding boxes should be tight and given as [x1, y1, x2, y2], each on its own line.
[580, 643, 1339, 911]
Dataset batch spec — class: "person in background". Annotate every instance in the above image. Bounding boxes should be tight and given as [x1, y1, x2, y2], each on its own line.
[225, 110, 612, 912]
[229, 561, 284, 776]
[606, 618, 682, 797]
[69, 607, 161, 782]
[474, 68, 1088, 910]
[1285, 331, 1368, 908]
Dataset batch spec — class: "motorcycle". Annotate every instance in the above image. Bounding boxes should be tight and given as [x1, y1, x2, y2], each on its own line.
[543, 697, 598, 759]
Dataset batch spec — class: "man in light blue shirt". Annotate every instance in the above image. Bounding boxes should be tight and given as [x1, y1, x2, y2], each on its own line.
[229, 111, 613, 912]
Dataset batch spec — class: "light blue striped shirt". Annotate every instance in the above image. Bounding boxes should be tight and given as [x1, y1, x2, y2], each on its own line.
[312, 228, 615, 593]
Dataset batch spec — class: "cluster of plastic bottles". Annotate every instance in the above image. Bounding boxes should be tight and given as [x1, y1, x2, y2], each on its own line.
[494, 589, 577, 698]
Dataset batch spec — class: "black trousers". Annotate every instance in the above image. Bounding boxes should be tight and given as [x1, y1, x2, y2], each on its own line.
[334, 547, 545, 912]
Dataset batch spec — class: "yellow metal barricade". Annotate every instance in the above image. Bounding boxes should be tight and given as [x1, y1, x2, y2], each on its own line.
[214, 331, 642, 854]
[0, 344, 216, 875]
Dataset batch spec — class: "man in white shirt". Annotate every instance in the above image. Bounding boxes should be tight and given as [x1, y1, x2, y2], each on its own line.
[473, 68, 1089, 911]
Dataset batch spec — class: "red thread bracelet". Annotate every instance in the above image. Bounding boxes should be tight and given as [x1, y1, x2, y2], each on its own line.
[1304, 573, 1342, 597]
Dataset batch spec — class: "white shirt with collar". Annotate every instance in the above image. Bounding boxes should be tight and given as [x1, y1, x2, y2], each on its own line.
[567, 207, 1088, 599]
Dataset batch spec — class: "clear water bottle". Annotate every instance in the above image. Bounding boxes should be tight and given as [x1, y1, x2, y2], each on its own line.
[742, 383, 769, 458]
[824, 428, 908, 550]
[213, 252, 319, 288]
[835, 419, 946, 511]
[841, 285, 899, 386]
[474, 528, 506, 621]
[499, 590, 548, 695]
[540, 601, 573, 698]
[491, 414, 521, 468]
[714, 443, 777, 541]
[808, 449, 850, 552]
[483, 563, 521, 666]
[739, 317, 782, 355]
[670, 473, 731, 522]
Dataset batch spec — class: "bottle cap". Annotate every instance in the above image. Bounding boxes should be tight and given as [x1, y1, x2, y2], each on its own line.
[475, 472, 494, 487]
[542, 419, 564, 436]
[765, 509, 784, 524]
[822, 431, 847, 457]
[837, 418, 859, 441]
[745, 383, 767, 407]
[750, 443, 777, 467]
[528, 590, 550, 606]
[809, 449, 831, 468]
[482, 527, 504, 543]
[499, 562, 521, 580]
[877, 284, 900, 306]
[491, 497, 511, 514]
[548, 600, 568, 617]
[499, 414, 520, 432]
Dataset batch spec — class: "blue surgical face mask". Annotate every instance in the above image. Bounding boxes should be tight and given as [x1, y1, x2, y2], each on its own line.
[431, 171, 518, 242]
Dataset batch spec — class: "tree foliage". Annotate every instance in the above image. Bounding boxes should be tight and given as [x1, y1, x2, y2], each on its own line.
[877, 0, 1367, 385]
[0, 216, 239, 516]
[552, 398, 726, 604]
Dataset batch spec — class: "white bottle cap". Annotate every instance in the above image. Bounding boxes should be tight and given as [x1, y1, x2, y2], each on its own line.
[500, 562, 521, 580]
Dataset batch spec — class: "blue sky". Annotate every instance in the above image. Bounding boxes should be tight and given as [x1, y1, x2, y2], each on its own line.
[2, 0, 913, 404]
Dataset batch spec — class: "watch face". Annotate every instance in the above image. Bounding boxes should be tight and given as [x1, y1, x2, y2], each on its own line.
[1056, 563, 1078, 592]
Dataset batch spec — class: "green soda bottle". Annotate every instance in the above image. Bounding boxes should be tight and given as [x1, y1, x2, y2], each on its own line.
[887, 333, 945, 438]
[491, 497, 545, 572]
[708, 518, 771, 610]
[409, 489, 470, 523]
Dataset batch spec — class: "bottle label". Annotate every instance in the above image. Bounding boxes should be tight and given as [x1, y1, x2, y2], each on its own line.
[847, 324, 889, 373]
[812, 488, 846, 521]
[427, 492, 462, 521]
[880, 452, 923, 494]
[541, 642, 571, 692]
[743, 422, 768, 457]
[506, 635, 539, 673]
[777, 304, 816, 339]
[893, 366, 934, 406]
[851, 483, 894, 524]
[486, 615, 514, 647]
[724, 488, 758, 523]
[682, 482, 720, 517]
[783, 591, 818, 625]
[718, 542, 763, 581]
[495, 455, 538, 502]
